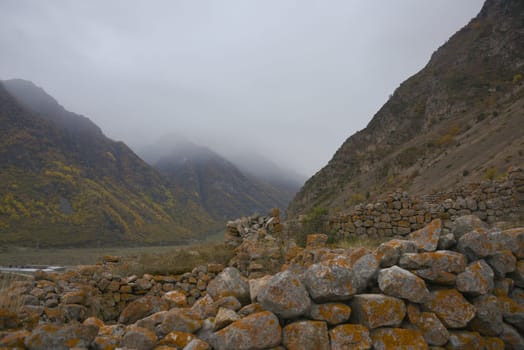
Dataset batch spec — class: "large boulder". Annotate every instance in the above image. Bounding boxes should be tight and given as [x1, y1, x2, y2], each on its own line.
[377, 266, 430, 303]
[349, 294, 406, 329]
[206, 267, 250, 304]
[211, 311, 281, 350]
[370, 328, 428, 350]
[456, 260, 495, 296]
[457, 229, 520, 261]
[408, 218, 441, 252]
[422, 289, 476, 328]
[257, 270, 311, 319]
[329, 324, 372, 350]
[303, 257, 358, 302]
[282, 320, 330, 350]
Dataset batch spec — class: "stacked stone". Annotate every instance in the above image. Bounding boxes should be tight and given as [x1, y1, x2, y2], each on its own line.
[226, 209, 284, 278]
[328, 169, 522, 241]
[2, 215, 523, 349]
[0, 262, 224, 327]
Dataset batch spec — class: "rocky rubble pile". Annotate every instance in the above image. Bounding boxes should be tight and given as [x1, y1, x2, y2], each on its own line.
[1, 215, 524, 349]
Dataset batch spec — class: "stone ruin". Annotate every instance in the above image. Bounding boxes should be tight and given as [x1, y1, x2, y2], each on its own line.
[0, 212, 523, 349]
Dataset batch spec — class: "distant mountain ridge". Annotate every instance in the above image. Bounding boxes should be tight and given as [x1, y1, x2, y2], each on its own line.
[287, 0, 524, 219]
[0, 79, 217, 247]
[141, 138, 297, 220]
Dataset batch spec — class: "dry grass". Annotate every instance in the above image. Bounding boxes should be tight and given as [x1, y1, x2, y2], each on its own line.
[110, 242, 235, 276]
[330, 236, 388, 250]
[0, 272, 30, 317]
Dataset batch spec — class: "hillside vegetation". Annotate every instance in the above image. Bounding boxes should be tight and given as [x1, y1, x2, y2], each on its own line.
[0, 80, 218, 247]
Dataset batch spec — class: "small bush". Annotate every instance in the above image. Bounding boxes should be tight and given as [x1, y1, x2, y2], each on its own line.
[513, 73, 523, 84]
[463, 169, 470, 176]
[484, 167, 498, 180]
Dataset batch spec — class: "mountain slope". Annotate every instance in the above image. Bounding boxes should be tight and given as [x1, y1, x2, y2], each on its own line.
[0, 80, 216, 247]
[288, 0, 524, 218]
[143, 139, 292, 220]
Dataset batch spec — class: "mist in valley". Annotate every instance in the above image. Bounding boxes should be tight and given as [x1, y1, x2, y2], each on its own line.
[0, 0, 484, 178]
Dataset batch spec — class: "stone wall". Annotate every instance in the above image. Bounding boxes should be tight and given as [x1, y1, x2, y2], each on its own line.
[1, 260, 225, 327]
[2, 216, 523, 349]
[327, 167, 524, 241]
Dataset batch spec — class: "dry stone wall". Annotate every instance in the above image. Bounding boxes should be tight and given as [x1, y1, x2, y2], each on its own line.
[327, 168, 524, 241]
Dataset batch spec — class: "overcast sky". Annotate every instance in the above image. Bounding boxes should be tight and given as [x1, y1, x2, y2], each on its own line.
[0, 0, 484, 177]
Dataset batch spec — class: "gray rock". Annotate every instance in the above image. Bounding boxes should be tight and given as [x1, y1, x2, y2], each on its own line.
[257, 270, 311, 319]
[486, 250, 517, 278]
[451, 215, 488, 240]
[446, 331, 484, 350]
[349, 294, 406, 329]
[206, 267, 250, 305]
[329, 324, 372, 350]
[468, 295, 504, 336]
[282, 320, 330, 350]
[156, 308, 202, 337]
[211, 311, 281, 350]
[408, 219, 441, 252]
[456, 260, 494, 296]
[122, 326, 157, 350]
[308, 303, 351, 326]
[438, 233, 456, 250]
[457, 229, 517, 261]
[406, 304, 448, 346]
[378, 266, 430, 303]
[304, 257, 358, 302]
[352, 253, 380, 292]
[376, 239, 417, 267]
[399, 250, 466, 274]
[248, 275, 271, 302]
[213, 307, 240, 331]
[24, 323, 98, 350]
[118, 296, 169, 325]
